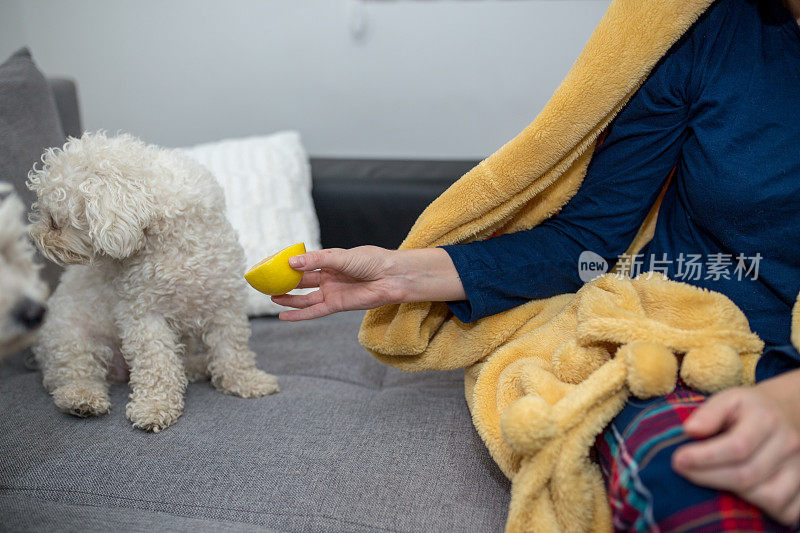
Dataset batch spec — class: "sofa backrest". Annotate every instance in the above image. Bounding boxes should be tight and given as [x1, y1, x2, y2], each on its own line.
[310, 158, 474, 250]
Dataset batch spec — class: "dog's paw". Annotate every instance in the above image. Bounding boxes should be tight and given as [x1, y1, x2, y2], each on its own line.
[52, 381, 111, 418]
[125, 397, 183, 433]
[213, 368, 279, 398]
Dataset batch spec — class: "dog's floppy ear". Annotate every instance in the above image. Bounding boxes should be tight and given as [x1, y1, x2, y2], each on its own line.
[82, 174, 156, 260]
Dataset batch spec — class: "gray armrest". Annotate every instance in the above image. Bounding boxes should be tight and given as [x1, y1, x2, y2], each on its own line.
[48, 78, 82, 139]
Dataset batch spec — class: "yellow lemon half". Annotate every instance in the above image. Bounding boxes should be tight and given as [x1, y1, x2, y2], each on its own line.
[244, 242, 306, 296]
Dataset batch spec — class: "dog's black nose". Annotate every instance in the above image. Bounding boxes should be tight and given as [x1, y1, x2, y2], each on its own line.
[12, 298, 46, 329]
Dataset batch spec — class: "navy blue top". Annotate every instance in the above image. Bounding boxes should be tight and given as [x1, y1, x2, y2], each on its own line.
[442, 0, 800, 381]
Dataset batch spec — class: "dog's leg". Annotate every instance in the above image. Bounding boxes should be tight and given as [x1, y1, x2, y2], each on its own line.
[204, 309, 279, 398]
[37, 333, 113, 418]
[36, 269, 114, 417]
[118, 314, 187, 432]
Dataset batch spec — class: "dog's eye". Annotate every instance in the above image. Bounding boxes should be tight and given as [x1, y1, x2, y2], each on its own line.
[49, 217, 59, 231]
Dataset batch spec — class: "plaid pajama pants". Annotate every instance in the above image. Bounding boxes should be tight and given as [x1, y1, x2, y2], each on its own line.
[595, 384, 794, 532]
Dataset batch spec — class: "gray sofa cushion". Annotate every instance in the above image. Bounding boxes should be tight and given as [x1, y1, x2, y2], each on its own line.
[0, 48, 65, 288]
[0, 311, 510, 532]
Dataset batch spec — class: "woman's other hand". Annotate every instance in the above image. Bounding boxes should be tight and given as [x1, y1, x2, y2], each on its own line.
[271, 246, 465, 321]
[672, 370, 800, 525]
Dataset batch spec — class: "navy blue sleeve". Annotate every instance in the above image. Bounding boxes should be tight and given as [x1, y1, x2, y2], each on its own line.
[756, 344, 800, 382]
[443, 33, 696, 323]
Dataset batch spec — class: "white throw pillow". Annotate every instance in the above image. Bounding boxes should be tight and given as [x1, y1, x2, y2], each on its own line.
[181, 132, 321, 316]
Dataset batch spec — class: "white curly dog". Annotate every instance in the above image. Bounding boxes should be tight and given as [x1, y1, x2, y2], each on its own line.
[28, 132, 279, 432]
[0, 183, 48, 362]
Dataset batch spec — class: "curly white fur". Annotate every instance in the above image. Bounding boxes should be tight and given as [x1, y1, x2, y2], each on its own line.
[28, 132, 278, 432]
[0, 183, 48, 361]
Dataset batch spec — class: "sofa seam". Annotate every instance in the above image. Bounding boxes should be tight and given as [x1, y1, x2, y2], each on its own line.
[284, 372, 462, 391]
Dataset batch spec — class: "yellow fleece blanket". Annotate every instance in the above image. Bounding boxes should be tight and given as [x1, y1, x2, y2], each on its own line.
[357, 0, 800, 531]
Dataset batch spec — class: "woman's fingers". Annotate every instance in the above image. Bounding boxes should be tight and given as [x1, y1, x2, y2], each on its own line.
[741, 457, 800, 525]
[273, 289, 337, 320]
[272, 290, 324, 309]
[275, 245, 393, 321]
[289, 248, 347, 272]
[682, 390, 741, 439]
[296, 271, 321, 289]
[728, 427, 789, 488]
[779, 486, 800, 527]
[675, 429, 784, 491]
[674, 405, 770, 470]
[278, 302, 335, 322]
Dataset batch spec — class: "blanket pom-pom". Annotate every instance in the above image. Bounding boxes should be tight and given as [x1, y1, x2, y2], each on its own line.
[622, 341, 678, 399]
[501, 396, 557, 455]
[680, 345, 742, 394]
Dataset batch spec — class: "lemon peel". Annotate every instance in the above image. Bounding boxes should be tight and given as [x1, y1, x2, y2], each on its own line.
[244, 242, 306, 296]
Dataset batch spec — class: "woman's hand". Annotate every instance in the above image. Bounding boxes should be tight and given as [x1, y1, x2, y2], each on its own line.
[672, 370, 800, 525]
[271, 246, 465, 321]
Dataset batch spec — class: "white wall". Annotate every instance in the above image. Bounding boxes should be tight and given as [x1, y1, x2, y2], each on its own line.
[1, 0, 608, 158]
[0, 0, 24, 59]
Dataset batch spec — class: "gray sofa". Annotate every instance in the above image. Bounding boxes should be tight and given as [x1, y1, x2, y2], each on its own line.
[0, 79, 511, 531]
